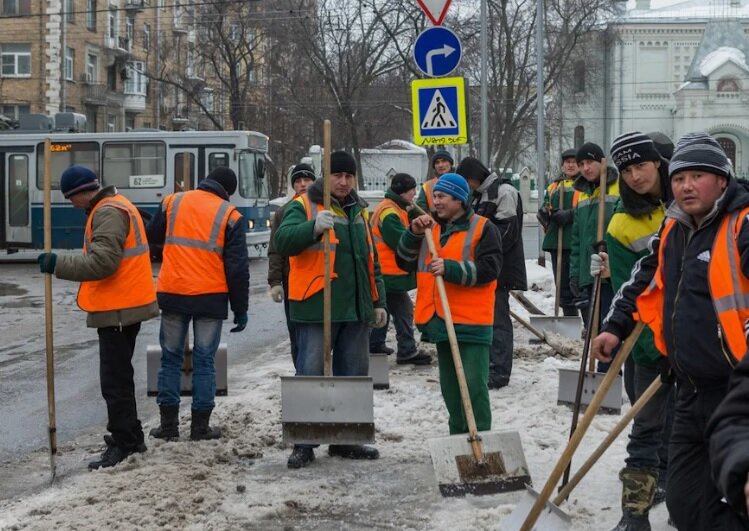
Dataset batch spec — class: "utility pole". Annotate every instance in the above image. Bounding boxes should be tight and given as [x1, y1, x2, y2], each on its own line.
[536, 0, 546, 266]
[480, 0, 488, 167]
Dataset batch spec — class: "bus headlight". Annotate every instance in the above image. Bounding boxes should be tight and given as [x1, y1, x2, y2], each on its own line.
[248, 219, 255, 230]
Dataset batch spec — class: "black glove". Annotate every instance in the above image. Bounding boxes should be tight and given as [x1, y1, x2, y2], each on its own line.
[658, 356, 676, 384]
[37, 252, 57, 274]
[550, 208, 574, 227]
[536, 208, 551, 231]
[230, 312, 248, 333]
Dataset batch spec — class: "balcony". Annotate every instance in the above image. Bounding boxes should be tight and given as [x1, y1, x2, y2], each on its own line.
[123, 93, 146, 112]
[124, 0, 146, 12]
[83, 82, 108, 106]
[104, 36, 130, 57]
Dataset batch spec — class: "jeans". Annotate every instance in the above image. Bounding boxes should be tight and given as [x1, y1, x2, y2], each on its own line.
[296, 321, 370, 377]
[489, 286, 513, 386]
[369, 291, 417, 360]
[666, 384, 748, 531]
[98, 323, 144, 452]
[549, 249, 577, 316]
[282, 276, 298, 369]
[156, 310, 223, 412]
[625, 362, 675, 472]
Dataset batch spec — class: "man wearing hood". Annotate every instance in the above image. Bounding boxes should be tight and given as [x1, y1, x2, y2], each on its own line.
[593, 133, 749, 530]
[275, 151, 387, 469]
[595, 132, 675, 531]
[416, 149, 454, 216]
[457, 157, 528, 389]
[569, 143, 620, 339]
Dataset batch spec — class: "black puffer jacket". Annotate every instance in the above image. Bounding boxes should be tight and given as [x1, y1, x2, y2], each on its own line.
[604, 178, 749, 388]
[707, 353, 749, 523]
[147, 179, 250, 319]
[470, 172, 528, 290]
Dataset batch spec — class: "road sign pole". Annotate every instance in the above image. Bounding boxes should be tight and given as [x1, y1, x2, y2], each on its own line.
[480, 0, 488, 167]
[536, 0, 546, 267]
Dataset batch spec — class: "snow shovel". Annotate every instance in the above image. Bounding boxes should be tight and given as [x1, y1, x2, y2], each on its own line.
[504, 322, 644, 531]
[417, 213, 531, 497]
[529, 180, 582, 340]
[509, 310, 577, 358]
[281, 120, 374, 445]
[503, 367, 658, 531]
[42, 138, 57, 482]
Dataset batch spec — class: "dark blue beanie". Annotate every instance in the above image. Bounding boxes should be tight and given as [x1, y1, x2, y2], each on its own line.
[60, 165, 99, 198]
[431, 149, 454, 167]
[433, 173, 470, 206]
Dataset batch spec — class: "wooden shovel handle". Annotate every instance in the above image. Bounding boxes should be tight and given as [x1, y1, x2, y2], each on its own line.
[519, 322, 645, 531]
[588, 159, 608, 371]
[322, 120, 332, 377]
[554, 180, 564, 317]
[554, 375, 663, 505]
[43, 138, 57, 477]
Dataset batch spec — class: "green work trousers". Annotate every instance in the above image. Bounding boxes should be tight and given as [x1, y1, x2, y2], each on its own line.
[436, 341, 491, 435]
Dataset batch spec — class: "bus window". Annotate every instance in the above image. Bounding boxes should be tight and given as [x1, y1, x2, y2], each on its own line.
[174, 152, 195, 192]
[36, 142, 99, 189]
[238, 151, 268, 200]
[8, 154, 29, 226]
[208, 152, 229, 173]
[103, 142, 166, 188]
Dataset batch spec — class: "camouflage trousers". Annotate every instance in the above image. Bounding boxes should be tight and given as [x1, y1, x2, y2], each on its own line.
[620, 466, 658, 516]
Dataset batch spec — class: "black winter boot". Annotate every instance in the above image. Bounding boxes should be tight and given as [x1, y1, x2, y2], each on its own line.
[149, 405, 180, 440]
[611, 512, 651, 531]
[190, 409, 221, 440]
[328, 444, 379, 460]
[287, 446, 315, 469]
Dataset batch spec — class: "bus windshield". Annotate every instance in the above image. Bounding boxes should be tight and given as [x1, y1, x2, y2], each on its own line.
[238, 150, 268, 200]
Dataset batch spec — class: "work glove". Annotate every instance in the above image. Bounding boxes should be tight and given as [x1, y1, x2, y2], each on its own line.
[230, 312, 248, 333]
[569, 276, 580, 299]
[590, 252, 610, 279]
[37, 252, 57, 274]
[313, 210, 336, 238]
[550, 208, 574, 227]
[658, 356, 676, 385]
[270, 284, 284, 303]
[536, 208, 551, 231]
[371, 308, 388, 329]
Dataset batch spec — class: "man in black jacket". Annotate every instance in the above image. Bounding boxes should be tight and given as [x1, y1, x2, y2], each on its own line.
[457, 157, 528, 389]
[593, 133, 749, 530]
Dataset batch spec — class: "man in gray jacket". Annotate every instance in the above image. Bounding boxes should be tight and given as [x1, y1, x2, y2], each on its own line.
[37, 165, 159, 470]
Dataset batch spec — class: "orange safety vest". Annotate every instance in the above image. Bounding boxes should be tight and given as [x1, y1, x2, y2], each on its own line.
[370, 198, 409, 277]
[157, 189, 242, 296]
[423, 178, 437, 212]
[636, 207, 749, 362]
[288, 194, 379, 302]
[77, 194, 156, 312]
[414, 214, 496, 326]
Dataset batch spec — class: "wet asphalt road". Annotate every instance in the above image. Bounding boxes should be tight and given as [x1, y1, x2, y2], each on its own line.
[0, 259, 288, 467]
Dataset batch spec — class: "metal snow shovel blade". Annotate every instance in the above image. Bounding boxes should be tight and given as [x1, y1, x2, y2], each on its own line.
[504, 371, 662, 531]
[280, 119, 375, 446]
[369, 353, 390, 390]
[528, 180, 582, 341]
[504, 323, 645, 531]
[146, 343, 229, 396]
[413, 208, 530, 497]
[557, 368, 623, 414]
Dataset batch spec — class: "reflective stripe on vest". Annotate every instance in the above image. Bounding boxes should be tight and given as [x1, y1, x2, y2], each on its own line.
[157, 190, 240, 296]
[636, 207, 749, 362]
[77, 194, 156, 312]
[371, 198, 408, 277]
[414, 214, 496, 326]
[287, 193, 379, 303]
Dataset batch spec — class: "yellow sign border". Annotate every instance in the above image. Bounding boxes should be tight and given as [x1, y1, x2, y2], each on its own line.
[411, 77, 468, 146]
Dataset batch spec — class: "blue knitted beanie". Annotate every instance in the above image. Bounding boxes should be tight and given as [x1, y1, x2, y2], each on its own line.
[60, 165, 99, 198]
[433, 172, 470, 206]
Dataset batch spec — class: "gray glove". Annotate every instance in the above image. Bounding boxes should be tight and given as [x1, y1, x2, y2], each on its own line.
[372, 308, 387, 329]
[270, 284, 284, 303]
[313, 210, 335, 237]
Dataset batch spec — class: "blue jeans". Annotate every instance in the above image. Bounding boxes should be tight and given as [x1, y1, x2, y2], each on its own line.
[156, 310, 223, 411]
[625, 362, 675, 471]
[369, 291, 417, 360]
[296, 321, 370, 377]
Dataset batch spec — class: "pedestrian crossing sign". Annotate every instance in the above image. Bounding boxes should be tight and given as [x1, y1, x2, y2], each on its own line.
[411, 77, 468, 146]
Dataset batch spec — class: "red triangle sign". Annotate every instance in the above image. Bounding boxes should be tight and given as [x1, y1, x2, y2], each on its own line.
[416, 0, 452, 26]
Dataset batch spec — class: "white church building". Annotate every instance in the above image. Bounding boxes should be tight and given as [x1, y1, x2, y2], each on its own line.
[559, 0, 749, 178]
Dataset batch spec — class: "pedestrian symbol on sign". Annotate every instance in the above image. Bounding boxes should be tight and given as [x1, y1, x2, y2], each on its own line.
[422, 89, 457, 130]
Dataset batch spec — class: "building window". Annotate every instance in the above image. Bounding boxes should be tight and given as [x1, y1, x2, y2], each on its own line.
[86, 0, 96, 30]
[143, 23, 150, 51]
[201, 89, 214, 113]
[108, 8, 118, 43]
[1, 44, 31, 77]
[64, 0, 74, 23]
[126, 15, 134, 51]
[1, 104, 30, 119]
[64, 47, 74, 81]
[717, 79, 739, 93]
[574, 126, 585, 149]
[717, 137, 737, 170]
[2, 0, 31, 16]
[125, 61, 146, 95]
[125, 114, 136, 131]
[573, 61, 585, 94]
[86, 52, 98, 82]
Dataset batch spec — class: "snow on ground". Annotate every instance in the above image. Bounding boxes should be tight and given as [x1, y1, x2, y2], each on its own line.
[0, 260, 671, 530]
